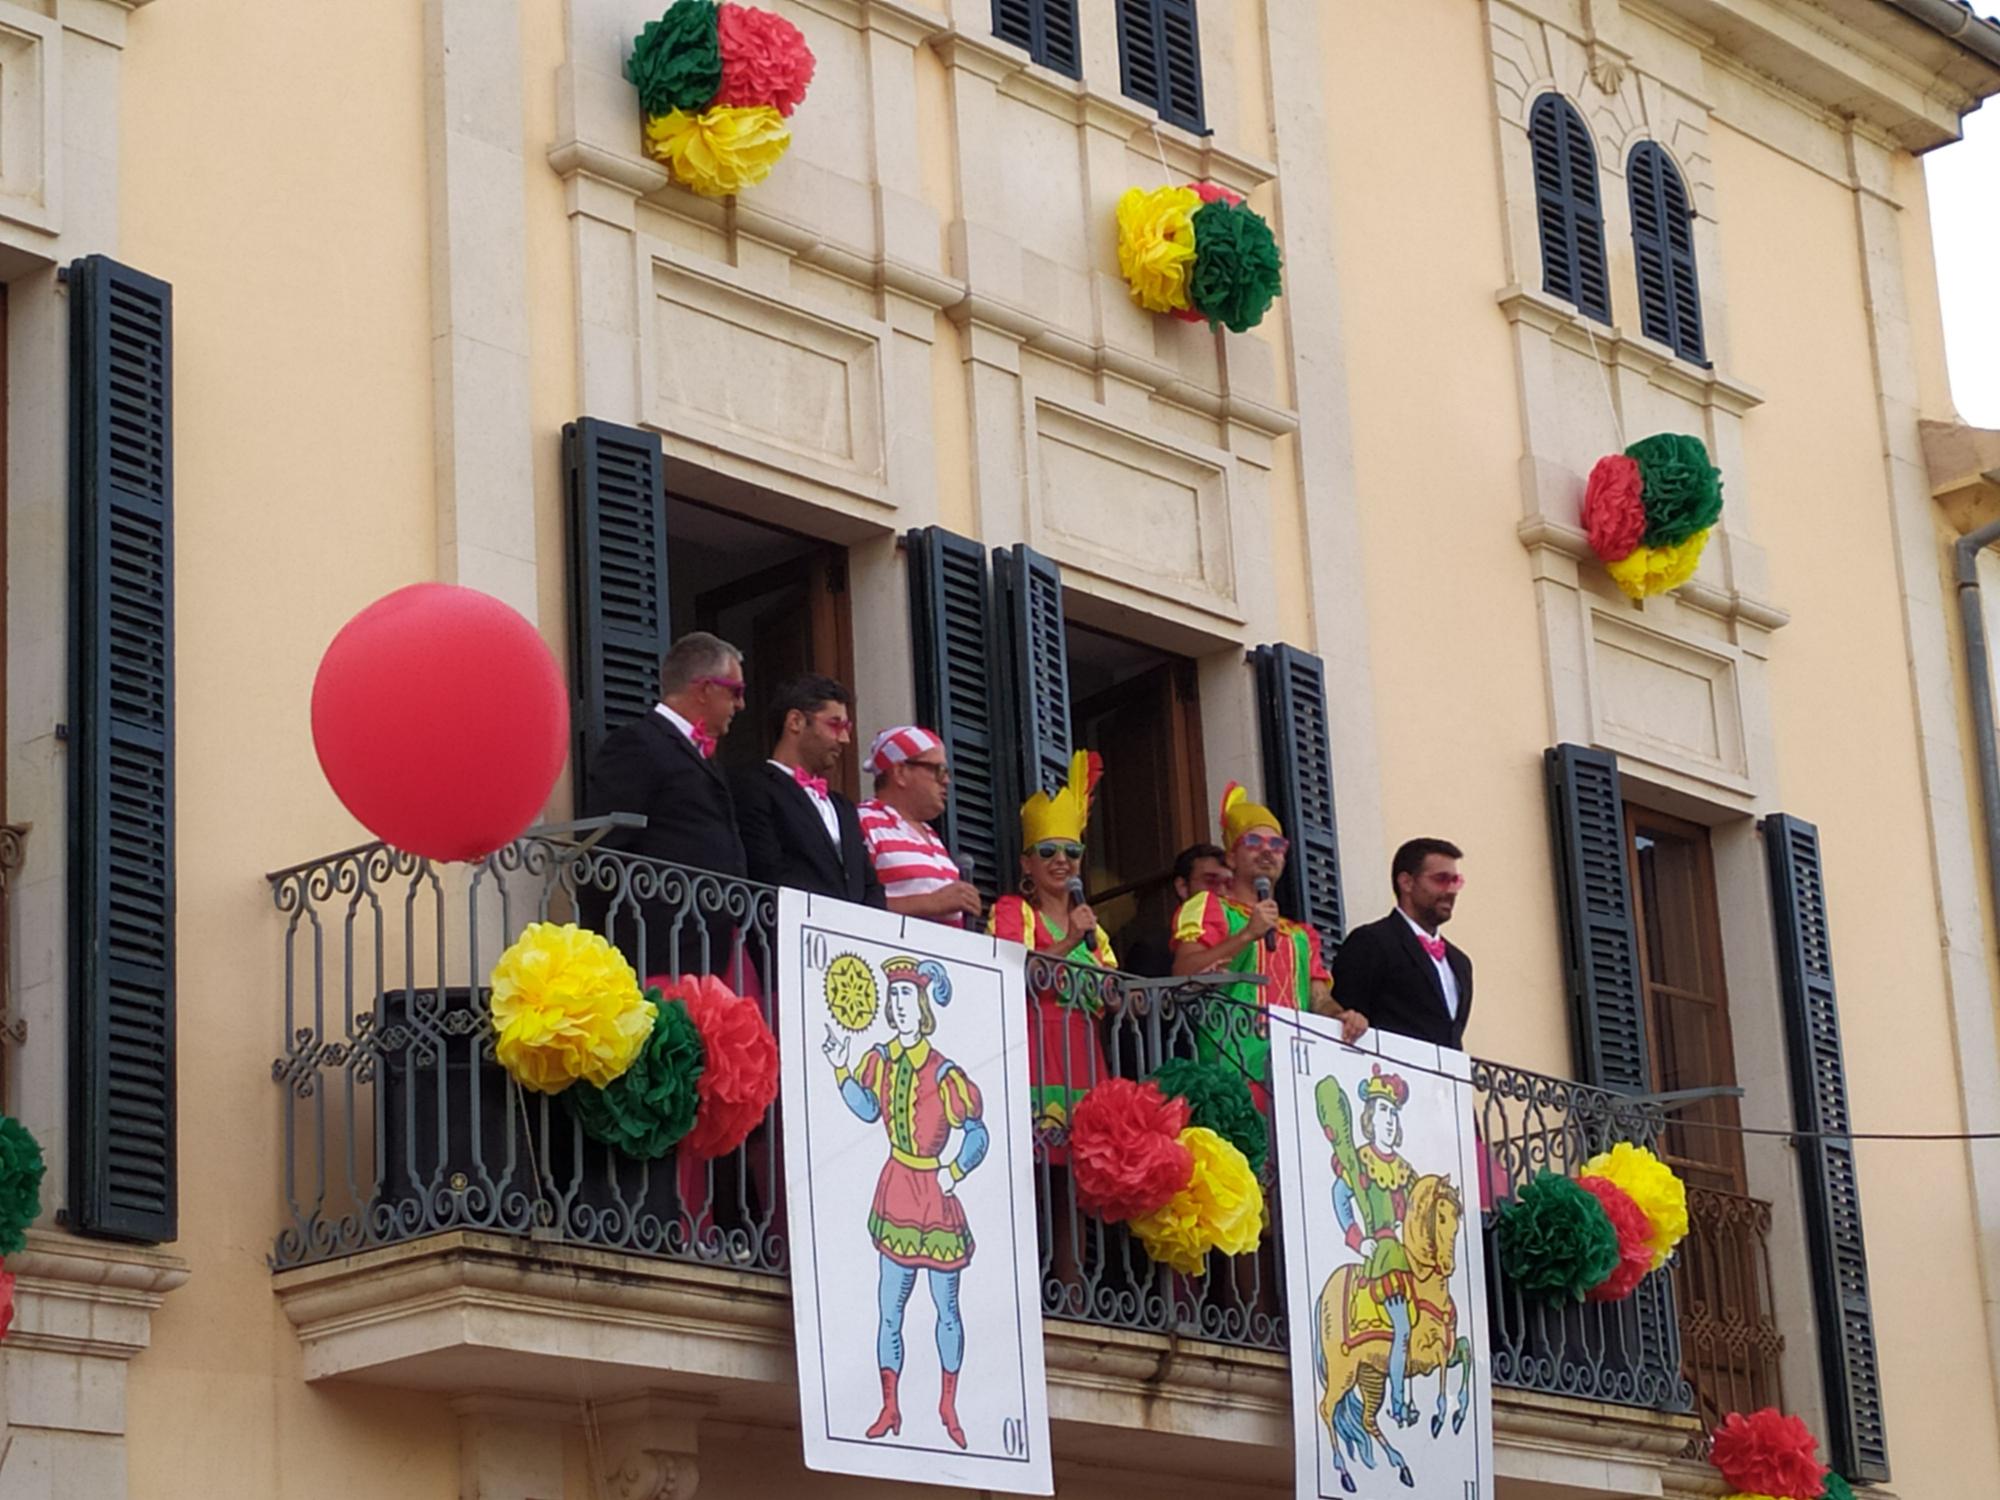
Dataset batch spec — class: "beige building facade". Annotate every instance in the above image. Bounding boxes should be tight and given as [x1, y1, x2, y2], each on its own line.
[5, 0, 2000, 1496]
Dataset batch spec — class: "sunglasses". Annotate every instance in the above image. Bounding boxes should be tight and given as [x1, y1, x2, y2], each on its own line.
[1239, 833, 1290, 853]
[1424, 872, 1466, 891]
[694, 675, 746, 703]
[1031, 841, 1084, 861]
[906, 759, 951, 782]
[813, 714, 854, 734]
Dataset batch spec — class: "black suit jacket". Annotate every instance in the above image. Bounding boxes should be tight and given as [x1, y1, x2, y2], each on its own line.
[1331, 911, 1473, 1050]
[581, 711, 748, 974]
[732, 761, 885, 908]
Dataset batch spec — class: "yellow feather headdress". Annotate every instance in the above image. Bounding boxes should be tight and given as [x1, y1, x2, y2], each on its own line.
[1220, 780, 1282, 850]
[1020, 749, 1103, 846]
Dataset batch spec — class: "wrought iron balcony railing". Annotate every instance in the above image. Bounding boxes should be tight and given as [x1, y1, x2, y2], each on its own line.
[267, 831, 1690, 1416]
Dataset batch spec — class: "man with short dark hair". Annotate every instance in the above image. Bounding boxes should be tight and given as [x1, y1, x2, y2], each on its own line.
[733, 674, 885, 907]
[1118, 842, 1231, 977]
[1330, 837, 1473, 1049]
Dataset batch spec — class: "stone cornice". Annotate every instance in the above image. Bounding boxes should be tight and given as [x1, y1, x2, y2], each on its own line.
[1497, 285, 1766, 416]
[9, 1228, 191, 1362]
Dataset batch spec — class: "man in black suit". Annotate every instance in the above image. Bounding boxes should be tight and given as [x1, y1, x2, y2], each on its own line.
[732, 674, 885, 909]
[582, 631, 750, 975]
[1331, 838, 1472, 1050]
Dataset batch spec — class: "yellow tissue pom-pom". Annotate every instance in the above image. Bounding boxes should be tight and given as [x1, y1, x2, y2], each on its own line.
[1130, 1125, 1264, 1273]
[1115, 185, 1201, 315]
[489, 922, 656, 1094]
[1580, 1142, 1688, 1270]
[1604, 528, 1709, 600]
[645, 104, 791, 197]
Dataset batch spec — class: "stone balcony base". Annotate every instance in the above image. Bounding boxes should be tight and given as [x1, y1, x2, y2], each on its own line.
[275, 1232, 1721, 1498]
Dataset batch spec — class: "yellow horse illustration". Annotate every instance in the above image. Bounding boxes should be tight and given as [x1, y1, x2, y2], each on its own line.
[1313, 1173, 1473, 1492]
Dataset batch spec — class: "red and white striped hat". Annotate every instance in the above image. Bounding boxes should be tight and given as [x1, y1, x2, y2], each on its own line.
[863, 725, 944, 776]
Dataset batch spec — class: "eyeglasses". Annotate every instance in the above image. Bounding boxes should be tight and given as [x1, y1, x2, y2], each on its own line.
[906, 759, 951, 783]
[1031, 841, 1085, 861]
[694, 675, 746, 703]
[1424, 872, 1466, 891]
[1239, 833, 1290, 854]
[814, 714, 854, 735]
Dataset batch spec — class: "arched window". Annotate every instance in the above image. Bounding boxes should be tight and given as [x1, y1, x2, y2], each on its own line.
[1628, 141, 1706, 364]
[1529, 94, 1611, 323]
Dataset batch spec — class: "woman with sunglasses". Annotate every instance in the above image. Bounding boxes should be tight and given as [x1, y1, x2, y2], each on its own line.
[987, 750, 1114, 1147]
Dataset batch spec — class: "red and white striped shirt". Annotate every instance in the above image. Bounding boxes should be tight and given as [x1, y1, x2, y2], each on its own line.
[857, 799, 963, 921]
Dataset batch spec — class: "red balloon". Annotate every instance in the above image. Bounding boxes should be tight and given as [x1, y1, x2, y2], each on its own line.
[311, 584, 568, 862]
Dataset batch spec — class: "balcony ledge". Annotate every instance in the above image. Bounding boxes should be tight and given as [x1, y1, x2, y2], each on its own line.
[275, 1231, 1704, 1494]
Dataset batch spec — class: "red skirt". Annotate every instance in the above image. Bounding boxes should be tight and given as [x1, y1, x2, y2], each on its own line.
[868, 1157, 973, 1270]
[1029, 995, 1109, 1166]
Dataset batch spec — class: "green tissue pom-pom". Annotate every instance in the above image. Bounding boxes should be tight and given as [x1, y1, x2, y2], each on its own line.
[568, 992, 706, 1160]
[627, 0, 723, 116]
[1148, 1056, 1268, 1175]
[1186, 199, 1284, 334]
[0, 1115, 46, 1257]
[1822, 1475, 1856, 1500]
[1626, 432, 1723, 547]
[1495, 1171, 1620, 1302]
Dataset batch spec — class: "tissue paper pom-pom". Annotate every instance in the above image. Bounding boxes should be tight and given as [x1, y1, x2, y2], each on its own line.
[1605, 529, 1709, 600]
[1627, 432, 1724, 547]
[1821, 1476, 1856, 1500]
[1709, 1409, 1827, 1499]
[1130, 1126, 1263, 1274]
[0, 1268, 13, 1342]
[490, 924, 656, 1093]
[1116, 185, 1201, 314]
[645, 104, 791, 197]
[1578, 1173, 1655, 1302]
[627, 1, 723, 116]
[677, 975, 780, 1158]
[1580, 1141, 1689, 1269]
[1582, 454, 1648, 562]
[1494, 1171, 1621, 1302]
[1718, 1494, 1785, 1500]
[715, 4, 816, 116]
[1070, 1079, 1192, 1223]
[1149, 1056, 1268, 1175]
[0, 1116, 46, 1258]
[1186, 198, 1283, 334]
[568, 989, 706, 1159]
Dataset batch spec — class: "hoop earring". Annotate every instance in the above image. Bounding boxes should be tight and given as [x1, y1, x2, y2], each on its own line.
[1019, 874, 1035, 897]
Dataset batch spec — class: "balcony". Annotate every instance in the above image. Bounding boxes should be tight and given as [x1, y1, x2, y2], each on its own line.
[267, 829, 1710, 1489]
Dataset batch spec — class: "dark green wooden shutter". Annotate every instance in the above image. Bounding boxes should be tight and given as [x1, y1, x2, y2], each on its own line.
[993, 543, 1071, 804]
[564, 418, 670, 805]
[992, 0, 1079, 77]
[1529, 94, 1611, 323]
[1252, 644, 1345, 955]
[1629, 142, 1706, 364]
[67, 255, 176, 1243]
[907, 528, 1009, 900]
[1544, 744, 1649, 1092]
[1117, 0, 1206, 133]
[1763, 813, 1888, 1482]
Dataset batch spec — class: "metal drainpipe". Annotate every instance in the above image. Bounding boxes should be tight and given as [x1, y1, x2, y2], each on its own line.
[1952, 491, 2000, 931]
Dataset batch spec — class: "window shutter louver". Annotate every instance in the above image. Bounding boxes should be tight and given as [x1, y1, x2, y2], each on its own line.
[1544, 744, 1649, 1092]
[907, 528, 1010, 902]
[1529, 94, 1612, 323]
[564, 418, 671, 806]
[1763, 813, 1889, 1482]
[1252, 645, 1345, 957]
[68, 254, 176, 1243]
[1118, 0, 1206, 133]
[1628, 143, 1706, 364]
[993, 543, 1072, 805]
[992, 0, 1079, 78]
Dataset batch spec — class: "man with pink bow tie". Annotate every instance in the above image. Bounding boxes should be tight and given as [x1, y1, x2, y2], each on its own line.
[732, 674, 886, 908]
[1329, 838, 1474, 1051]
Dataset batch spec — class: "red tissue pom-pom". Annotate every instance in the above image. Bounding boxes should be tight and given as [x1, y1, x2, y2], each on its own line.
[1171, 182, 1247, 323]
[0, 1267, 15, 1342]
[1069, 1079, 1194, 1223]
[1582, 454, 1648, 563]
[1579, 1173, 1654, 1302]
[659, 974, 780, 1159]
[1709, 1408, 1827, 1499]
[715, 4, 817, 117]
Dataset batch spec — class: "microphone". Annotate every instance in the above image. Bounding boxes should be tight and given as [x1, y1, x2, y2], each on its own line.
[1254, 876, 1277, 952]
[1064, 876, 1085, 909]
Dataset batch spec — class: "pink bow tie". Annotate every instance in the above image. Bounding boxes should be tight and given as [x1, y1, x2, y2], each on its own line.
[689, 723, 717, 759]
[793, 765, 828, 797]
[1418, 933, 1446, 962]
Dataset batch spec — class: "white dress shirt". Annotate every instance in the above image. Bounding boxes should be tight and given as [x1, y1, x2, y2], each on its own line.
[773, 758, 841, 846]
[1400, 908, 1459, 1020]
[654, 701, 702, 748]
